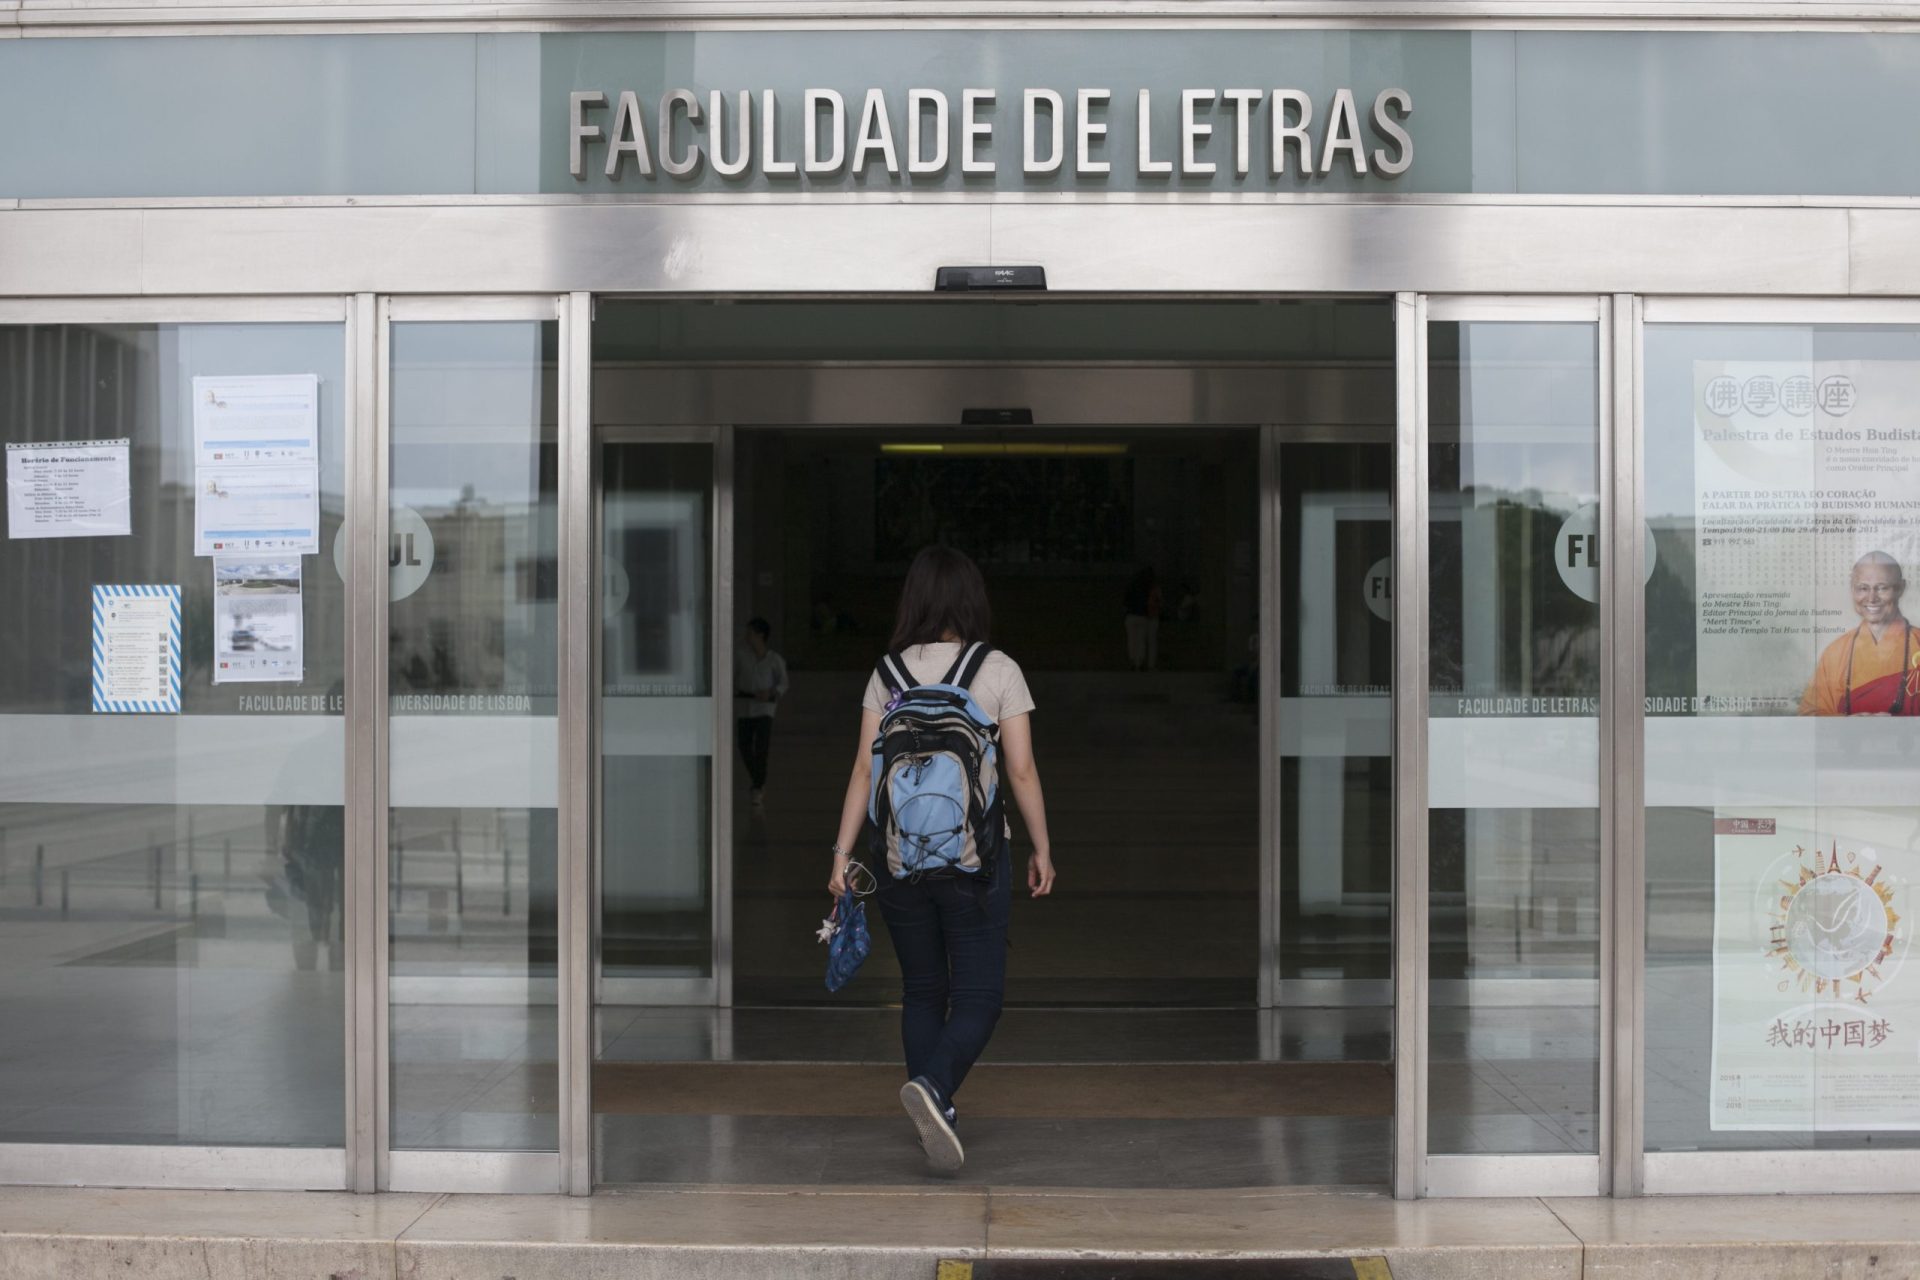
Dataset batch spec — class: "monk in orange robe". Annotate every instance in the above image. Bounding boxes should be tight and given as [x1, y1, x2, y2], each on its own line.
[1799, 551, 1918, 716]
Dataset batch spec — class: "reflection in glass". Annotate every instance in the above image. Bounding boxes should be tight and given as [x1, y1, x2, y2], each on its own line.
[1278, 443, 1394, 989]
[599, 442, 714, 979]
[1644, 323, 1920, 1152]
[0, 322, 346, 1147]
[387, 320, 558, 1152]
[1426, 321, 1603, 1156]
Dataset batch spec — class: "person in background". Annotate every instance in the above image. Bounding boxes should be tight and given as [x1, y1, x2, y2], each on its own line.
[1123, 565, 1163, 671]
[735, 617, 789, 806]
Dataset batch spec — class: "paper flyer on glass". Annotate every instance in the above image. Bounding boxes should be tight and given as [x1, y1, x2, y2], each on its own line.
[5, 439, 131, 539]
[193, 464, 320, 556]
[190, 374, 319, 467]
[1711, 807, 1917, 1130]
[1692, 360, 1920, 715]
[212, 559, 304, 684]
[90, 584, 181, 714]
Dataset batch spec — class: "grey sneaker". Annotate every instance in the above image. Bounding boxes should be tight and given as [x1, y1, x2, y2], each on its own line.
[900, 1076, 964, 1172]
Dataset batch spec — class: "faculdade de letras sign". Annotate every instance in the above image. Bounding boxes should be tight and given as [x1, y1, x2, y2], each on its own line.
[569, 86, 1413, 182]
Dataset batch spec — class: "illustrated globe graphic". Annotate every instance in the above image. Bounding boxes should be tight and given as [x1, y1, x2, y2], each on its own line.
[1785, 873, 1889, 980]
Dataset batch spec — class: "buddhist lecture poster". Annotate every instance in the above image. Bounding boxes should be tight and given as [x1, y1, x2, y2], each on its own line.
[1711, 806, 1918, 1131]
[1692, 359, 1920, 715]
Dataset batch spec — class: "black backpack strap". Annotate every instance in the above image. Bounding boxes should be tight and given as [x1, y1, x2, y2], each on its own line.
[949, 642, 994, 691]
[877, 650, 914, 696]
[936, 643, 972, 686]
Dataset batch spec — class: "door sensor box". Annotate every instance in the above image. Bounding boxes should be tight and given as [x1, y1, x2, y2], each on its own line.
[935, 266, 1048, 292]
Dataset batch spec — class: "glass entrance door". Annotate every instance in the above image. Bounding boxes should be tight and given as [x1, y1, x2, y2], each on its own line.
[593, 433, 722, 1009]
[1405, 296, 1610, 1198]
[1272, 427, 1396, 1014]
[580, 297, 1401, 1191]
[378, 296, 568, 1193]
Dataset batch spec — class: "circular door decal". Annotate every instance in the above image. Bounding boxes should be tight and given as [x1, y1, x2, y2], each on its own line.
[1362, 557, 1393, 621]
[332, 505, 435, 601]
[1554, 503, 1656, 604]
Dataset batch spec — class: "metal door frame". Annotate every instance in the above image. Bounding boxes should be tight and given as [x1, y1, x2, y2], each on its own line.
[0, 294, 358, 1194]
[720, 418, 1298, 1012]
[377, 293, 577, 1196]
[1262, 419, 1398, 1014]
[591, 422, 733, 1012]
[1628, 294, 1920, 1199]
[591, 359, 1371, 1026]
[1397, 293, 1614, 1200]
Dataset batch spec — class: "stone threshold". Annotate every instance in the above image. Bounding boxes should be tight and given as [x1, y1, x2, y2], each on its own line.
[1, 1184, 1917, 1279]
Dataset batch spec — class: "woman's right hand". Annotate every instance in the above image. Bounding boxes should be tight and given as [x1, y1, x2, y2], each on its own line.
[827, 851, 851, 898]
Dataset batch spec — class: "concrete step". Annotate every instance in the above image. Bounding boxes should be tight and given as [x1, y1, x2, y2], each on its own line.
[2, 1185, 1916, 1280]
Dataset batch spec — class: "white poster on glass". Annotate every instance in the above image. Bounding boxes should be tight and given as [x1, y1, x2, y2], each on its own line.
[5, 439, 131, 539]
[191, 374, 319, 467]
[212, 558, 304, 684]
[91, 584, 181, 714]
[1691, 359, 1920, 715]
[1711, 805, 1919, 1130]
[193, 464, 320, 556]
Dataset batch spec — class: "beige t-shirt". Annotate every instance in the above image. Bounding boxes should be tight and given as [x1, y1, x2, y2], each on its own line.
[860, 642, 1036, 723]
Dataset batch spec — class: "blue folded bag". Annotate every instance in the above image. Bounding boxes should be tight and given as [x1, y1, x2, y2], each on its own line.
[824, 888, 871, 992]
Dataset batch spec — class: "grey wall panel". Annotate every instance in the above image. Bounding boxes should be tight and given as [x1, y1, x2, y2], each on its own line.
[0, 210, 146, 293]
[0, 202, 1857, 297]
[133, 203, 995, 294]
[1847, 210, 1920, 296]
[1513, 32, 1920, 196]
[8, 29, 1920, 199]
[0, 35, 481, 198]
[988, 203, 1850, 295]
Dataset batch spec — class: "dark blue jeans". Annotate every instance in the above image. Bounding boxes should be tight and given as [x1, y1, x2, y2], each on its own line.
[873, 839, 1012, 1108]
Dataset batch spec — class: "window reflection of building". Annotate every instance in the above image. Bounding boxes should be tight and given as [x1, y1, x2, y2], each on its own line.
[1429, 488, 1601, 702]
[2, 324, 348, 714]
[389, 499, 555, 700]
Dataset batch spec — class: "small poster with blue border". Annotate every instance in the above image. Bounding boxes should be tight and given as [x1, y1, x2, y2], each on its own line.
[92, 584, 181, 714]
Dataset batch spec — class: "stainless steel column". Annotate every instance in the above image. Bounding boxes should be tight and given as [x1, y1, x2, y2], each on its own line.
[1391, 292, 1430, 1200]
[1258, 425, 1283, 1010]
[713, 425, 737, 1009]
[559, 292, 596, 1195]
[370, 296, 395, 1190]
[1608, 293, 1647, 1197]
[344, 292, 379, 1193]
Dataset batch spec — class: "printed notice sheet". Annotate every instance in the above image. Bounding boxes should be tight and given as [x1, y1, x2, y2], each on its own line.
[191, 374, 319, 466]
[213, 559, 304, 684]
[1712, 806, 1920, 1130]
[1691, 359, 1920, 713]
[91, 585, 181, 714]
[5, 440, 131, 539]
[194, 465, 320, 556]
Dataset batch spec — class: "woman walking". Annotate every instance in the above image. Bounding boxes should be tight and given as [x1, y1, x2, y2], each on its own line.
[827, 546, 1056, 1172]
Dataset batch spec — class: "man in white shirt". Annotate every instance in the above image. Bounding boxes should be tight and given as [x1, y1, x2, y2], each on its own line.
[735, 617, 789, 807]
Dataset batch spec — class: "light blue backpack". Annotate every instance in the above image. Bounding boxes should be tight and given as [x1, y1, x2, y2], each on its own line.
[865, 643, 1002, 880]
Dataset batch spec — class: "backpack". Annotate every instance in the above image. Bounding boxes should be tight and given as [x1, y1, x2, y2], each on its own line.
[866, 642, 1002, 881]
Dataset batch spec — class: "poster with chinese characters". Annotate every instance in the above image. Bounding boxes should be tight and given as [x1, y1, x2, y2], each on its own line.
[1711, 806, 1917, 1130]
[1691, 359, 1920, 714]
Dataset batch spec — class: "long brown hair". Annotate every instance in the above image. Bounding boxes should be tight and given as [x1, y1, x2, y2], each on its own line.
[890, 546, 992, 650]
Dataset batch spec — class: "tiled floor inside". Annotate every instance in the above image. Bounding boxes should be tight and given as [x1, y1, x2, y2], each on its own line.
[594, 1111, 1390, 1188]
[587, 1003, 1604, 1189]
